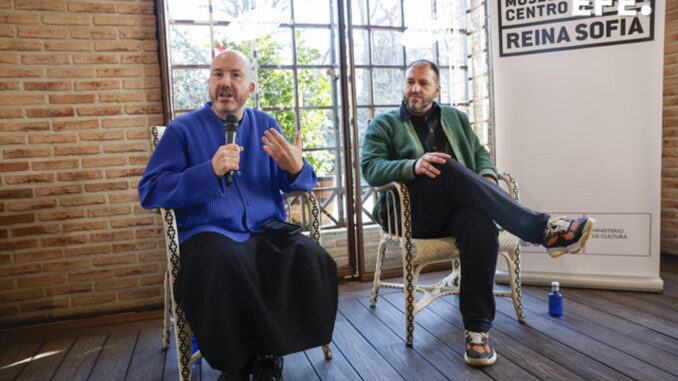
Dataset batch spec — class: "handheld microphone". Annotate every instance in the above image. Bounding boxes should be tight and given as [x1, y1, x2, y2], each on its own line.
[224, 114, 239, 186]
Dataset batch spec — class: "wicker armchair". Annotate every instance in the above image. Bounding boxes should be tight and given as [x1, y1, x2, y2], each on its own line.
[150, 126, 332, 381]
[369, 173, 526, 347]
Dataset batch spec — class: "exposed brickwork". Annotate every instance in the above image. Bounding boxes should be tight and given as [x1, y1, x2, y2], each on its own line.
[0, 0, 165, 326]
[665, 1, 678, 254]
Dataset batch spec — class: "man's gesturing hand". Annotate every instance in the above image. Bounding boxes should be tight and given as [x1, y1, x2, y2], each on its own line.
[414, 152, 451, 178]
[262, 128, 304, 175]
[212, 144, 243, 177]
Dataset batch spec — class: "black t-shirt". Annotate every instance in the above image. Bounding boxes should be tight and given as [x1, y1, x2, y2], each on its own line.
[399, 101, 454, 157]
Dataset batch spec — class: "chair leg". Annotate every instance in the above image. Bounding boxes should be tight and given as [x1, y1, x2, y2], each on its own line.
[451, 259, 461, 287]
[321, 344, 332, 360]
[506, 246, 525, 322]
[173, 302, 193, 381]
[370, 239, 388, 308]
[404, 260, 416, 347]
[162, 270, 171, 350]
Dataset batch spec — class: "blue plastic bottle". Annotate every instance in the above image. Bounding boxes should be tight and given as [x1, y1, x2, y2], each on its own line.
[549, 281, 563, 317]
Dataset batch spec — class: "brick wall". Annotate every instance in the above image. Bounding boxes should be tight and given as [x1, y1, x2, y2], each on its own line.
[0, 0, 165, 326]
[664, 1, 678, 255]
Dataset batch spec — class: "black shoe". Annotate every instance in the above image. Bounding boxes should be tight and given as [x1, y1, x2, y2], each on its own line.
[252, 354, 284, 381]
[218, 371, 250, 381]
[218, 364, 252, 381]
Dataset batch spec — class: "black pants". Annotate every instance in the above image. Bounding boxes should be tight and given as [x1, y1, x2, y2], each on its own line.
[406, 159, 549, 332]
[175, 231, 338, 374]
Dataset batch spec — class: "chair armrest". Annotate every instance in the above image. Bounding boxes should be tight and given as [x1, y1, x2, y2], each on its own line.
[498, 172, 520, 203]
[287, 190, 322, 244]
[374, 181, 413, 240]
[158, 207, 182, 278]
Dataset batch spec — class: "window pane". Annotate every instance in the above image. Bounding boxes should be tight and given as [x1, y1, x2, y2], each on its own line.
[269, 110, 296, 138]
[172, 69, 209, 110]
[438, 40, 451, 66]
[370, 0, 401, 27]
[374, 106, 396, 117]
[371, 30, 403, 66]
[294, 0, 330, 24]
[298, 69, 332, 107]
[354, 68, 370, 105]
[402, 0, 433, 28]
[356, 106, 371, 144]
[213, 0, 246, 21]
[302, 111, 336, 177]
[170, 25, 212, 65]
[168, 0, 210, 21]
[258, 69, 295, 108]
[256, 28, 294, 66]
[351, 0, 368, 25]
[352, 29, 369, 65]
[216, 27, 294, 66]
[439, 68, 450, 105]
[372, 68, 403, 105]
[296, 29, 332, 66]
[213, 0, 291, 23]
[301, 109, 334, 148]
[406, 43, 436, 64]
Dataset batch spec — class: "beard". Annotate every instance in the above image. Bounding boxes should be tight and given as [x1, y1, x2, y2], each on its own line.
[210, 86, 249, 116]
[405, 93, 434, 114]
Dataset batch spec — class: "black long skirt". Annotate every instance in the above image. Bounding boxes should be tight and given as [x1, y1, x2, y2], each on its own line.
[174, 231, 338, 373]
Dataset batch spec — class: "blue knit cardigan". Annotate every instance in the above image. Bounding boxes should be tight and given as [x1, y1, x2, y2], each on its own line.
[138, 102, 317, 243]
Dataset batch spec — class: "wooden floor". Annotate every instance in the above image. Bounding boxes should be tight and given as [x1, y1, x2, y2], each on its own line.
[2, 255, 678, 381]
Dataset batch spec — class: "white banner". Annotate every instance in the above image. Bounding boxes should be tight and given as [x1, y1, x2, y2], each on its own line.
[491, 0, 664, 291]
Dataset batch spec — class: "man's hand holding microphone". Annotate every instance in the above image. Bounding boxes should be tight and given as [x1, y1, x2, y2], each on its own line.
[212, 114, 242, 184]
[212, 114, 305, 184]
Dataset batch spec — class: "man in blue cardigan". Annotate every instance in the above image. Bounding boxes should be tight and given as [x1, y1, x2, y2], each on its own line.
[139, 50, 337, 381]
[360, 59, 595, 367]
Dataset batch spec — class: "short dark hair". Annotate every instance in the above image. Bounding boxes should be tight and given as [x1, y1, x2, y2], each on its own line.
[406, 59, 440, 84]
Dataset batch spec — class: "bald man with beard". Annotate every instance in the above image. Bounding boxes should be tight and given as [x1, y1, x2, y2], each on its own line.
[139, 50, 338, 381]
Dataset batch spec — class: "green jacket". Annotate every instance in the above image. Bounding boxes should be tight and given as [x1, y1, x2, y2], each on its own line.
[360, 105, 498, 227]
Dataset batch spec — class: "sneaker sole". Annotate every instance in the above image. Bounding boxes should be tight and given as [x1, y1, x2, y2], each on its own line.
[548, 218, 596, 258]
[464, 351, 497, 366]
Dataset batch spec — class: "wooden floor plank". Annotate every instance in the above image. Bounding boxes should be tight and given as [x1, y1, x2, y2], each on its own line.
[0, 341, 41, 381]
[357, 296, 492, 381]
[15, 337, 73, 380]
[331, 311, 404, 380]
[566, 288, 678, 339]
[125, 327, 165, 381]
[51, 335, 106, 381]
[622, 290, 678, 312]
[658, 271, 678, 300]
[2, 259, 678, 381]
[492, 296, 676, 380]
[305, 343, 362, 381]
[282, 351, 320, 380]
[435, 293, 634, 381]
[162, 334, 180, 381]
[661, 255, 678, 274]
[521, 286, 678, 356]
[589, 289, 678, 325]
[339, 299, 446, 381]
[382, 292, 573, 381]
[198, 359, 221, 381]
[518, 288, 678, 377]
[89, 331, 139, 381]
